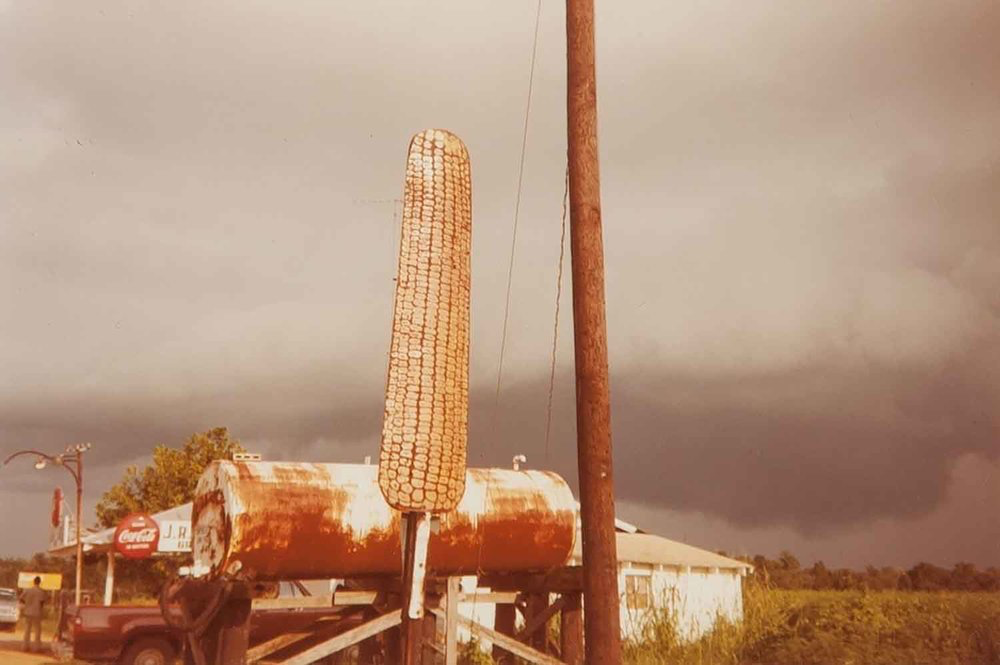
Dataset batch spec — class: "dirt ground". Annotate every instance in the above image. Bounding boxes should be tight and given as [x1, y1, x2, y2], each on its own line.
[0, 623, 61, 664]
[0, 648, 61, 665]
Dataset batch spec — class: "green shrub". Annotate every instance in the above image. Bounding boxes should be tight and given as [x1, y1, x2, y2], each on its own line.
[624, 588, 1000, 665]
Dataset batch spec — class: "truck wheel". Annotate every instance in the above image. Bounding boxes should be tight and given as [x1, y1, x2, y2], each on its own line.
[120, 637, 176, 665]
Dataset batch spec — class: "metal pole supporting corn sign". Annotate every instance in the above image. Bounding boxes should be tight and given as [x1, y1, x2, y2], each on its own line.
[379, 128, 472, 665]
[567, 0, 623, 662]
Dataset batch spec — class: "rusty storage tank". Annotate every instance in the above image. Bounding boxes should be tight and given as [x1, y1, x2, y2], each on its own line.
[191, 461, 577, 581]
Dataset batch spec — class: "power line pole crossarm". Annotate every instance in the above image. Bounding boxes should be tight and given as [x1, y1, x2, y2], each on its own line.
[566, 0, 623, 662]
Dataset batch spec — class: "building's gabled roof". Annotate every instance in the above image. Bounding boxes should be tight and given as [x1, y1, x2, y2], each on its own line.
[572, 502, 644, 534]
[616, 533, 752, 571]
[572, 532, 752, 572]
[571, 503, 750, 571]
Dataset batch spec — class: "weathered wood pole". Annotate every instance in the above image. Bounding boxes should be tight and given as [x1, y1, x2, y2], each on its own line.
[399, 512, 424, 665]
[566, 0, 623, 662]
[526, 593, 549, 652]
[420, 606, 438, 663]
[444, 577, 460, 665]
[560, 592, 584, 665]
[492, 603, 516, 664]
[103, 551, 115, 606]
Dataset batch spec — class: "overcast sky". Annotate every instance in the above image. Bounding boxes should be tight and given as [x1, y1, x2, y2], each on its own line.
[2, 1, 998, 568]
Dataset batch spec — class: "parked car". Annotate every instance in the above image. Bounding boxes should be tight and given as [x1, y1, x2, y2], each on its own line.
[53, 587, 357, 665]
[0, 588, 19, 631]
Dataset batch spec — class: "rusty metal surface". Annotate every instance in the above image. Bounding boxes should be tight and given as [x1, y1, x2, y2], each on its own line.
[192, 461, 576, 581]
[379, 128, 472, 514]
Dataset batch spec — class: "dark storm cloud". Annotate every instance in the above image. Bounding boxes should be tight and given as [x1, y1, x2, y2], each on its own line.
[0, 368, 383, 468]
[475, 340, 999, 536]
[6, 322, 996, 538]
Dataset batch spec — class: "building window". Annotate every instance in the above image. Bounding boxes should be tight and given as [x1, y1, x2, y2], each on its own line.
[625, 574, 652, 610]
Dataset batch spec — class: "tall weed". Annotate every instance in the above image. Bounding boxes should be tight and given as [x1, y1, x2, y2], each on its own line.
[625, 588, 1000, 665]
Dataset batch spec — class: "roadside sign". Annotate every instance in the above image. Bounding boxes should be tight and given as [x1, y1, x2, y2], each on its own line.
[114, 513, 160, 559]
[17, 572, 62, 591]
[157, 520, 192, 552]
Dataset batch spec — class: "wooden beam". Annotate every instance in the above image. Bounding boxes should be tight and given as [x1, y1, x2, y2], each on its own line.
[517, 596, 566, 643]
[428, 608, 563, 665]
[247, 616, 349, 662]
[263, 610, 402, 665]
[333, 590, 380, 605]
[252, 588, 388, 608]
[252, 596, 333, 610]
[480, 567, 584, 594]
[103, 551, 115, 607]
[247, 632, 312, 663]
[445, 578, 459, 665]
[525, 593, 549, 652]
[493, 603, 516, 664]
[547, 635, 561, 657]
[421, 612, 439, 663]
[560, 592, 584, 665]
[457, 591, 519, 605]
[359, 615, 382, 665]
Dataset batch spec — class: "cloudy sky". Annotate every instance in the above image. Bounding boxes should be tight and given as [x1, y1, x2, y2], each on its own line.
[2, 1, 998, 568]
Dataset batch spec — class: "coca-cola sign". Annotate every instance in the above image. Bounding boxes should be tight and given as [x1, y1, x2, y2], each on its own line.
[114, 513, 160, 559]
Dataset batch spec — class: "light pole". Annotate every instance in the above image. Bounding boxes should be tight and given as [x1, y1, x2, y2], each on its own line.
[4, 443, 92, 606]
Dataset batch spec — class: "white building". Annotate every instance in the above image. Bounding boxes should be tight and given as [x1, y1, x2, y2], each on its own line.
[586, 530, 752, 642]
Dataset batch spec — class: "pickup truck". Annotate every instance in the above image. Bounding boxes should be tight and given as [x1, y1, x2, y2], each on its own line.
[0, 588, 19, 631]
[54, 588, 362, 665]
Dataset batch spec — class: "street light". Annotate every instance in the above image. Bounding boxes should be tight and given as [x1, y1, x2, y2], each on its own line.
[4, 443, 92, 606]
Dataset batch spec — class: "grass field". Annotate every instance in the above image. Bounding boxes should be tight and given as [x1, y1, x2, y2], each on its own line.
[3, 590, 996, 664]
[624, 587, 1000, 665]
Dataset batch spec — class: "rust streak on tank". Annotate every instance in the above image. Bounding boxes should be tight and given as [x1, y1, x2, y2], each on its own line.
[192, 461, 577, 581]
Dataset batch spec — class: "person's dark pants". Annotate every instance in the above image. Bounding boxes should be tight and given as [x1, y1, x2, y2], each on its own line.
[22, 616, 42, 652]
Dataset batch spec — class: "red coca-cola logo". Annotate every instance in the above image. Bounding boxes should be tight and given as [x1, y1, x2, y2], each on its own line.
[118, 528, 158, 543]
[114, 513, 160, 559]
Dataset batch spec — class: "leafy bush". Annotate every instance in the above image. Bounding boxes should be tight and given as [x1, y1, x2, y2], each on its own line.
[625, 588, 1000, 665]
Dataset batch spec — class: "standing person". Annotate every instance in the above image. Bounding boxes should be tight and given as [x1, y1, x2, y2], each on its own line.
[20, 576, 46, 653]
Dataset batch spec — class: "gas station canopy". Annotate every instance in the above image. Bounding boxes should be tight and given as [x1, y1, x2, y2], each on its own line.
[48, 502, 192, 558]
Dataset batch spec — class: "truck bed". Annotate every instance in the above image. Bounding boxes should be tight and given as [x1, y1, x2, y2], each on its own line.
[56, 601, 360, 663]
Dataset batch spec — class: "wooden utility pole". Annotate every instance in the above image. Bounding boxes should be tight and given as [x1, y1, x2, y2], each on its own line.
[566, 0, 622, 662]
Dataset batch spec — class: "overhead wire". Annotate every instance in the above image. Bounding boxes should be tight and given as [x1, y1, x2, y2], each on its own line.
[489, 0, 544, 451]
[544, 166, 570, 465]
[474, 0, 544, 615]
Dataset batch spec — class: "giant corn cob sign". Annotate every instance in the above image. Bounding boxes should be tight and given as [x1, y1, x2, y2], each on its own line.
[379, 129, 472, 513]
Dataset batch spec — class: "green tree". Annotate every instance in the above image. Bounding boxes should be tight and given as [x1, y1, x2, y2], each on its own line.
[96, 427, 244, 528]
[810, 561, 833, 589]
[907, 562, 950, 591]
[777, 550, 800, 571]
